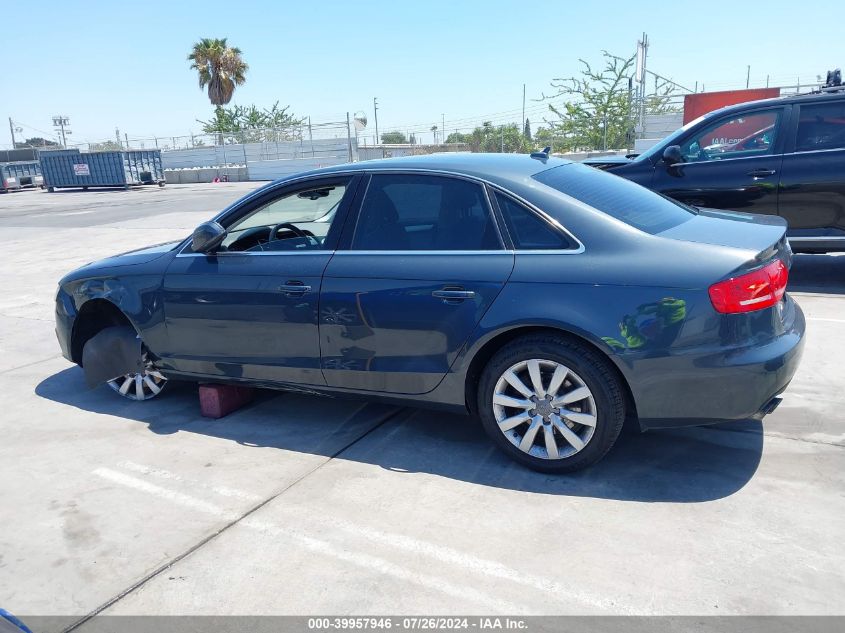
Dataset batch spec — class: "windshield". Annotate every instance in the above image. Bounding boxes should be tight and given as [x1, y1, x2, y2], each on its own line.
[533, 163, 696, 234]
[632, 112, 711, 162]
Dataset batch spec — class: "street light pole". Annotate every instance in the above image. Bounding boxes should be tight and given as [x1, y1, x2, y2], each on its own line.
[8, 117, 15, 149]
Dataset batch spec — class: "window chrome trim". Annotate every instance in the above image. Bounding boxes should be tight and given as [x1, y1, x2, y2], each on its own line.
[789, 147, 845, 156]
[332, 167, 585, 251]
[175, 249, 333, 258]
[788, 236, 845, 242]
[175, 166, 587, 257]
[677, 152, 785, 166]
[331, 246, 585, 256]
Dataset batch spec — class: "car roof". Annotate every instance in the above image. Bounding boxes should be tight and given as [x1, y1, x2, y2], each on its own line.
[702, 89, 845, 119]
[278, 152, 572, 188]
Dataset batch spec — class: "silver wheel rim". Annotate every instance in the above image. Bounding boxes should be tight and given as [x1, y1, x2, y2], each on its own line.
[492, 359, 597, 460]
[107, 357, 167, 401]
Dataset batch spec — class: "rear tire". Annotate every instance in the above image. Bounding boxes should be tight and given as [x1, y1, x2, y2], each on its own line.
[477, 334, 625, 473]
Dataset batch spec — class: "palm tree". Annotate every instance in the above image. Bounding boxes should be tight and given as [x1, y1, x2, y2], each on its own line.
[188, 38, 248, 106]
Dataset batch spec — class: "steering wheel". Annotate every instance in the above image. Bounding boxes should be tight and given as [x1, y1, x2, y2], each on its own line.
[269, 222, 318, 246]
[270, 222, 317, 239]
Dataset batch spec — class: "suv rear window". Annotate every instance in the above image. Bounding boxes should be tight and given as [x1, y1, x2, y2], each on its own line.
[533, 163, 695, 234]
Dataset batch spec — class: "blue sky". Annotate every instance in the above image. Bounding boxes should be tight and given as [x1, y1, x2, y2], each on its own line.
[2, 0, 841, 147]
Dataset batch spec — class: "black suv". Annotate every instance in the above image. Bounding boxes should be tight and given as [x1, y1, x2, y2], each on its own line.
[586, 89, 845, 253]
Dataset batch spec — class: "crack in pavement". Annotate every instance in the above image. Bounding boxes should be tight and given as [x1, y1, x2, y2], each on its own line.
[0, 354, 63, 376]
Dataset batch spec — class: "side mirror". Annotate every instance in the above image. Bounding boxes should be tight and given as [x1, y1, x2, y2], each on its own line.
[662, 145, 684, 166]
[191, 221, 226, 253]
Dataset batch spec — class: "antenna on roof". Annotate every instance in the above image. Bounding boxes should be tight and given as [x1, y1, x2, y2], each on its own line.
[530, 146, 551, 160]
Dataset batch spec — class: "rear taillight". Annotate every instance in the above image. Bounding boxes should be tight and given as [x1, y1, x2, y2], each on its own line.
[709, 259, 788, 314]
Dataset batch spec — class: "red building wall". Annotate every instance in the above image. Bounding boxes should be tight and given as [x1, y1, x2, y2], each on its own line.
[683, 88, 782, 124]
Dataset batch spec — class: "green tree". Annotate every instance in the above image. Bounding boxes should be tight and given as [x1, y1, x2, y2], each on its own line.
[532, 126, 566, 152]
[89, 140, 123, 151]
[188, 38, 248, 107]
[446, 121, 531, 153]
[542, 50, 678, 152]
[198, 102, 303, 142]
[523, 118, 532, 140]
[380, 131, 408, 144]
[15, 137, 59, 148]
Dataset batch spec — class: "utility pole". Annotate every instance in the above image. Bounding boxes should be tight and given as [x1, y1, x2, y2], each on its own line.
[746, 65, 751, 89]
[635, 33, 648, 139]
[522, 83, 526, 135]
[373, 97, 379, 144]
[8, 117, 16, 149]
[442, 113, 445, 144]
[52, 115, 71, 148]
[346, 112, 353, 162]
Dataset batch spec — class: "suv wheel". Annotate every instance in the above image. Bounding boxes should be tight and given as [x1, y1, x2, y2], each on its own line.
[478, 334, 625, 473]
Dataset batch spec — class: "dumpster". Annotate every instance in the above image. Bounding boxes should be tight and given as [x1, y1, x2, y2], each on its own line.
[39, 150, 166, 191]
[1, 161, 43, 189]
[1, 163, 24, 192]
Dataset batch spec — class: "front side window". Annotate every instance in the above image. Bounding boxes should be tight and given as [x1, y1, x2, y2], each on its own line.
[351, 174, 500, 251]
[680, 109, 782, 162]
[495, 193, 574, 249]
[795, 102, 845, 152]
[221, 182, 348, 252]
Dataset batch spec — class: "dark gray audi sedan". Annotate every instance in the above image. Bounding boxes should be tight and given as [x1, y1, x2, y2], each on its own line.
[55, 153, 805, 472]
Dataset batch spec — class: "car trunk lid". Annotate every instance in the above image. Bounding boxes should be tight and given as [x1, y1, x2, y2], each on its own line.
[657, 208, 791, 268]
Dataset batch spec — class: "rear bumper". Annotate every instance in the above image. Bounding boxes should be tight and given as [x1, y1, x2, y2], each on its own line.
[633, 297, 806, 430]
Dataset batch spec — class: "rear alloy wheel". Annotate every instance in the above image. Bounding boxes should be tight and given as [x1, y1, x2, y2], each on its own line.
[107, 352, 168, 401]
[478, 335, 625, 472]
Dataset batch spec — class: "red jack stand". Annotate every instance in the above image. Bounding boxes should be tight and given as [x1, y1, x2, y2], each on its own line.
[199, 384, 255, 419]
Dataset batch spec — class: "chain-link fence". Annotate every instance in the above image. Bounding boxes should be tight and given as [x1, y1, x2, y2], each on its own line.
[117, 119, 354, 153]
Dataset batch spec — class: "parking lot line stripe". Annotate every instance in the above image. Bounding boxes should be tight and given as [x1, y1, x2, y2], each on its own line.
[91, 467, 527, 614]
[279, 512, 626, 613]
[117, 460, 263, 502]
[93, 468, 239, 519]
[63, 408, 404, 633]
[806, 317, 845, 323]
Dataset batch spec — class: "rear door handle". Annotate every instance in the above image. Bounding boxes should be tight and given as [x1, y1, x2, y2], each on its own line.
[747, 169, 776, 178]
[432, 289, 476, 302]
[279, 281, 311, 296]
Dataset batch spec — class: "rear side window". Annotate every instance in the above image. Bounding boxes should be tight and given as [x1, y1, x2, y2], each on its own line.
[533, 163, 694, 234]
[796, 102, 845, 152]
[351, 174, 501, 251]
[495, 193, 574, 249]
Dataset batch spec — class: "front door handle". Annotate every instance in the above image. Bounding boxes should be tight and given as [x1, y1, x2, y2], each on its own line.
[747, 168, 776, 178]
[279, 281, 311, 296]
[432, 289, 476, 302]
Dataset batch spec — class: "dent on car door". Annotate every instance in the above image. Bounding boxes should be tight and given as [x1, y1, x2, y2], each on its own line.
[651, 107, 787, 215]
[160, 176, 359, 383]
[319, 173, 514, 394]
